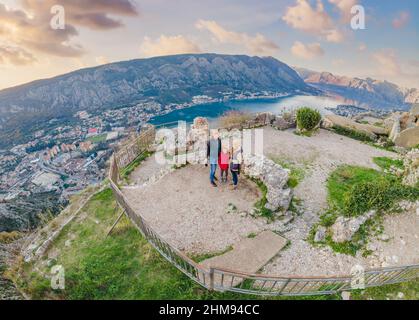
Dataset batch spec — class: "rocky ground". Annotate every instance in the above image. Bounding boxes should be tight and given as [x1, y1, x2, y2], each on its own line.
[123, 127, 418, 276]
[263, 127, 395, 213]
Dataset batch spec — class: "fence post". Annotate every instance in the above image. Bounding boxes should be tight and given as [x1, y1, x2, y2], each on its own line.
[209, 268, 215, 291]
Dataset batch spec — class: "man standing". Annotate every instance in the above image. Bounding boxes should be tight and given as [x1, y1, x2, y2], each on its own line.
[207, 129, 221, 187]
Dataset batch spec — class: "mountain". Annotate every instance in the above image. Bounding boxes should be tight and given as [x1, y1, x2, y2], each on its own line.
[295, 68, 418, 110]
[0, 54, 315, 137]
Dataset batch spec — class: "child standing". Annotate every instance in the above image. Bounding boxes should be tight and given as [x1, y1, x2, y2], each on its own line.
[218, 146, 230, 183]
[230, 141, 243, 190]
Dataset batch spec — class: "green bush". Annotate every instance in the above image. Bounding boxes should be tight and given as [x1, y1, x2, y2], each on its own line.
[296, 107, 322, 132]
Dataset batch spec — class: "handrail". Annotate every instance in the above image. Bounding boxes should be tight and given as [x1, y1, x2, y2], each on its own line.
[107, 125, 419, 296]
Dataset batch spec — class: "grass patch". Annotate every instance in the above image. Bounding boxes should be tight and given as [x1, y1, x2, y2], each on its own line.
[331, 125, 374, 142]
[86, 133, 107, 144]
[373, 157, 404, 171]
[327, 165, 386, 212]
[247, 232, 258, 239]
[351, 280, 419, 300]
[251, 178, 275, 221]
[312, 164, 418, 255]
[189, 246, 233, 263]
[219, 111, 252, 129]
[0, 231, 21, 244]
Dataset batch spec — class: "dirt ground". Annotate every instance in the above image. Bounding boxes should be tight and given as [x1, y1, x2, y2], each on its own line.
[122, 127, 418, 276]
[123, 165, 268, 253]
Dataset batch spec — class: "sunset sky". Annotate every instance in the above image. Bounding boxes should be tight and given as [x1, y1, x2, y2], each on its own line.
[0, 0, 418, 90]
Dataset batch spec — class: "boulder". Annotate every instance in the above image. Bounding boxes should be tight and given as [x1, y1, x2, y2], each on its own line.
[322, 116, 334, 129]
[399, 112, 412, 131]
[266, 188, 293, 212]
[410, 103, 419, 117]
[323, 114, 387, 139]
[389, 119, 401, 142]
[331, 210, 376, 243]
[383, 113, 401, 132]
[394, 126, 419, 148]
[245, 112, 275, 128]
[272, 115, 295, 130]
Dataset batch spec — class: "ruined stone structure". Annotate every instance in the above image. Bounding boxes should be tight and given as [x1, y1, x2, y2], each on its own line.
[389, 104, 419, 148]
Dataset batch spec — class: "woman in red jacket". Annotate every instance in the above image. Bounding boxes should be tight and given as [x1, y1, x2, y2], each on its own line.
[218, 145, 230, 183]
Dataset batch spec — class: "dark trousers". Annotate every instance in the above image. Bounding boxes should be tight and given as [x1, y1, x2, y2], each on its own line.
[231, 170, 238, 186]
[210, 164, 217, 183]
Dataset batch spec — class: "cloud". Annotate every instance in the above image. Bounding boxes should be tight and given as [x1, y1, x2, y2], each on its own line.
[196, 19, 279, 55]
[282, 0, 344, 43]
[392, 11, 410, 29]
[371, 50, 419, 88]
[139, 35, 201, 58]
[332, 58, 345, 67]
[95, 56, 109, 65]
[325, 29, 344, 43]
[328, 0, 358, 22]
[0, 45, 36, 65]
[291, 41, 324, 59]
[0, 0, 138, 64]
[372, 50, 401, 76]
[358, 43, 367, 52]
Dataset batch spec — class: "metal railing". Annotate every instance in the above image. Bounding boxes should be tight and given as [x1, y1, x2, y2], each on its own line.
[108, 126, 419, 296]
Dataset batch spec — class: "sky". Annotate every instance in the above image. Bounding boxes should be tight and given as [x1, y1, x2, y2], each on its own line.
[0, 0, 418, 90]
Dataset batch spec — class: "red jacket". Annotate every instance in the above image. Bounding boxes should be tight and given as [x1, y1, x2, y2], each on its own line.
[218, 152, 229, 170]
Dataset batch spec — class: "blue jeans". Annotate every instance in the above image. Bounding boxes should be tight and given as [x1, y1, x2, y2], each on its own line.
[210, 164, 217, 183]
[231, 170, 238, 186]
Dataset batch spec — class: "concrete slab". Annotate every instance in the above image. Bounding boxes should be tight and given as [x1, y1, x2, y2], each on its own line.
[200, 231, 288, 288]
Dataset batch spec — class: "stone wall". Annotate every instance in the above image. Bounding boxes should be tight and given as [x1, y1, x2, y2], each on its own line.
[403, 149, 419, 186]
[243, 155, 293, 213]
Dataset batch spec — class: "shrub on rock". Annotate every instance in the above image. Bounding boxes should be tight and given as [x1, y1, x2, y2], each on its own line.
[296, 107, 322, 133]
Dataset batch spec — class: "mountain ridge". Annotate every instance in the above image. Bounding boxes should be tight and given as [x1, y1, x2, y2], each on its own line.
[0, 53, 315, 113]
[295, 67, 418, 110]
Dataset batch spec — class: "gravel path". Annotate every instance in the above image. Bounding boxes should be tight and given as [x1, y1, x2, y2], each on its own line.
[123, 164, 269, 254]
[127, 154, 171, 185]
[123, 127, 418, 276]
[366, 207, 419, 269]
